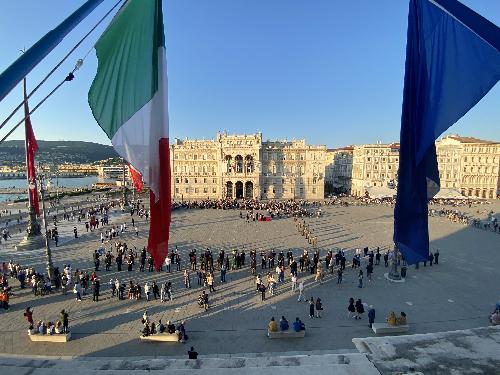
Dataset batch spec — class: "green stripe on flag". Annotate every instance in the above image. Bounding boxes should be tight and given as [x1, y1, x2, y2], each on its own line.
[89, 0, 165, 140]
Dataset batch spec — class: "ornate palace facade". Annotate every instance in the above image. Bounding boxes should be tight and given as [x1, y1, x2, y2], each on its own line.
[170, 132, 326, 200]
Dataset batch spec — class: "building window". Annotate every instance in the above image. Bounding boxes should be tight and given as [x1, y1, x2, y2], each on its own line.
[312, 187, 317, 194]
[212, 188, 217, 193]
[195, 188, 199, 193]
[175, 178, 180, 183]
[203, 188, 208, 193]
[184, 178, 188, 183]
[175, 188, 179, 194]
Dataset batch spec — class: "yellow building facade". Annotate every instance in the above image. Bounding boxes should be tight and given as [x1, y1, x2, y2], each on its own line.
[170, 132, 326, 200]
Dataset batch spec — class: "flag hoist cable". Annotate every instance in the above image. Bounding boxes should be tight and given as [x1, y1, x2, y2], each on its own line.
[0, 0, 125, 144]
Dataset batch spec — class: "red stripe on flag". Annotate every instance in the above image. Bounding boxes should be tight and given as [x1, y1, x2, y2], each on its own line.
[128, 164, 144, 192]
[24, 84, 40, 217]
[147, 138, 171, 271]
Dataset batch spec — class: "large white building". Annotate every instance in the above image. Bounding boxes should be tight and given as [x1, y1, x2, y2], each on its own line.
[170, 132, 326, 200]
[436, 135, 500, 199]
[350, 143, 400, 197]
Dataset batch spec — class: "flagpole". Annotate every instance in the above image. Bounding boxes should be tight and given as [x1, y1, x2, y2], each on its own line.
[18, 77, 43, 251]
[38, 171, 54, 281]
[122, 158, 128, 206]
[23, 78, 40, 237]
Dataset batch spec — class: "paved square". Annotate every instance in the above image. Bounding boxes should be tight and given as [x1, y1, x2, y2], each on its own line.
[0, 196, 498, 358]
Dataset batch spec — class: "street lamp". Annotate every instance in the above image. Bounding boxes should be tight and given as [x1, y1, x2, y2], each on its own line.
[37, 169, 54, 281]
[122, 158, 129, 207]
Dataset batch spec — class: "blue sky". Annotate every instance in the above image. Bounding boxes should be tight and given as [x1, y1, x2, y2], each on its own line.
[0, 0, 498, 148]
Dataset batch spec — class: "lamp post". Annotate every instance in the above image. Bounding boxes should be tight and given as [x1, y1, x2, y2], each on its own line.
[122, 159, 129, 206]
[55, 171, 59, 204]
[38, 171, 54, 281]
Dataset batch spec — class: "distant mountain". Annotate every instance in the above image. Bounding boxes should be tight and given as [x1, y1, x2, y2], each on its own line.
[0, 140, 119, 165]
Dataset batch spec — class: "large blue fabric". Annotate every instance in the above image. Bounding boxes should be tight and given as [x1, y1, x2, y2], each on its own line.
[0, 0, 104, 103]
[394, 0, 500, 264]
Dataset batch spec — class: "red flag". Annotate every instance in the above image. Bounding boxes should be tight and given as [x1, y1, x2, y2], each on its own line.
[147, 139, 171, 271]
[128, 164, 143, 192]
[24, 79, 40, 217]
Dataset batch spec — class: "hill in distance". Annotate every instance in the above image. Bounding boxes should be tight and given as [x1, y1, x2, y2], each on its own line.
[0, 140, 119, 165]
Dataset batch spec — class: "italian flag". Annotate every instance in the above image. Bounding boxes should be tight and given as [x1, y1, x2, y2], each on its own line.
[88, 0, 170, 270]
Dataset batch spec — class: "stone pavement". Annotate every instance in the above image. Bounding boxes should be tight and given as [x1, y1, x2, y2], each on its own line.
[0, 352, 380, 375]
[0, 196, 499, 361]
[353, 326, 500, 375]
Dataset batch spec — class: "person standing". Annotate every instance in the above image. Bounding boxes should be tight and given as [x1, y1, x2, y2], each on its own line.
[144, 282, 151, 301]
[152, 281, 159, 300]
[358, 269, 364, 288]
[309, 297, 315, 318]
[165, 256, 171, 273]
[207, 273, 216, 292]
[220, 262, 227, 283]
[184, 270, 191, 288]
[347, 297, 355, 319]
[434, 249, 439, 265]
[315, 297, 323, 318]
[297, 281, 305, 302]
[92, 279, 100, 302]
[355, 299, 365, 320]
[60, 309, 69, 333]
[291, 274, 297, 292]
[110, 279, 116, 297]
[259, 282, 266, 301]
[337, 268, 343, 284]
[74, 281, 82, 301]
[368, 305, 376, 328]
[366, 263, 373, 282]
[160, 283, 167, 302]
[24, 307, 34, 329]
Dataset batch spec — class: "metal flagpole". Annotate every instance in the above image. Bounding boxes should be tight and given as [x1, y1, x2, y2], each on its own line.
[18, 77, 43, 250]
[38, 172, 54, 281]
[23, 78, 40, 238]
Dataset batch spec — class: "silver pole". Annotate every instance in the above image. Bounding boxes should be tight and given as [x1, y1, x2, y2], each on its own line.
[39, 173, 54, 280]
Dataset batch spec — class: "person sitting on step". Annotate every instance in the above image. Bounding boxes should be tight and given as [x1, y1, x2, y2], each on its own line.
[268, 317, 278, 332]
[386, 311, 397, 326]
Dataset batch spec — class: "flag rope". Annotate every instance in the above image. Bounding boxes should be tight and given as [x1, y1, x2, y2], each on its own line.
[0, 0, 125, 135]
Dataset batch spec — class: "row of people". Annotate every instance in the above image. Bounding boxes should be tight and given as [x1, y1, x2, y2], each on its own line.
[268, 316, 305, 332]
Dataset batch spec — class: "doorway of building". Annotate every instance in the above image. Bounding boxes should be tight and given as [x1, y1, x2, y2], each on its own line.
[235, 181, 244, 199]
[245, 181, 253, 199]
[226, 181, 233, 199]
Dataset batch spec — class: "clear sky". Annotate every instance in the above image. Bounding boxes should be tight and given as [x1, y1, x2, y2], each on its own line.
[0, 0, 498, 148]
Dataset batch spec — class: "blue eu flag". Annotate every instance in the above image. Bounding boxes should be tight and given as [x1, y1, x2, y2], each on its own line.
[394, 0, 500, 264]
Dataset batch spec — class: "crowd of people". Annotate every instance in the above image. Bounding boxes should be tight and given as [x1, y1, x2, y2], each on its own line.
[172, 198, 320, 218]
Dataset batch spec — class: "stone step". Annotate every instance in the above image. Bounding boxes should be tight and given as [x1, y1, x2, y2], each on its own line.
[0, 353, 379, 374]
[0, 362, 380, 375]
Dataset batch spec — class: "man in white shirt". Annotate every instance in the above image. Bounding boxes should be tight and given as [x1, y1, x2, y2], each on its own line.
[297, 281, 305, 302]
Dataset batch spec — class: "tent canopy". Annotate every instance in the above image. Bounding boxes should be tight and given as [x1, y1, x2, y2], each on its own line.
[365, 186, 396, 199]
[433, 188, 468, 200]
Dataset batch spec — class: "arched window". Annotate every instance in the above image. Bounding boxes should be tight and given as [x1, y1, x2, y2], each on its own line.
[245, 155, 254, 173]
[235, 155, 244, 173]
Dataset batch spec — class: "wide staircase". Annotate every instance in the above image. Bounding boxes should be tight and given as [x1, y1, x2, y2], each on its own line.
[0, 351, 380, 375]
